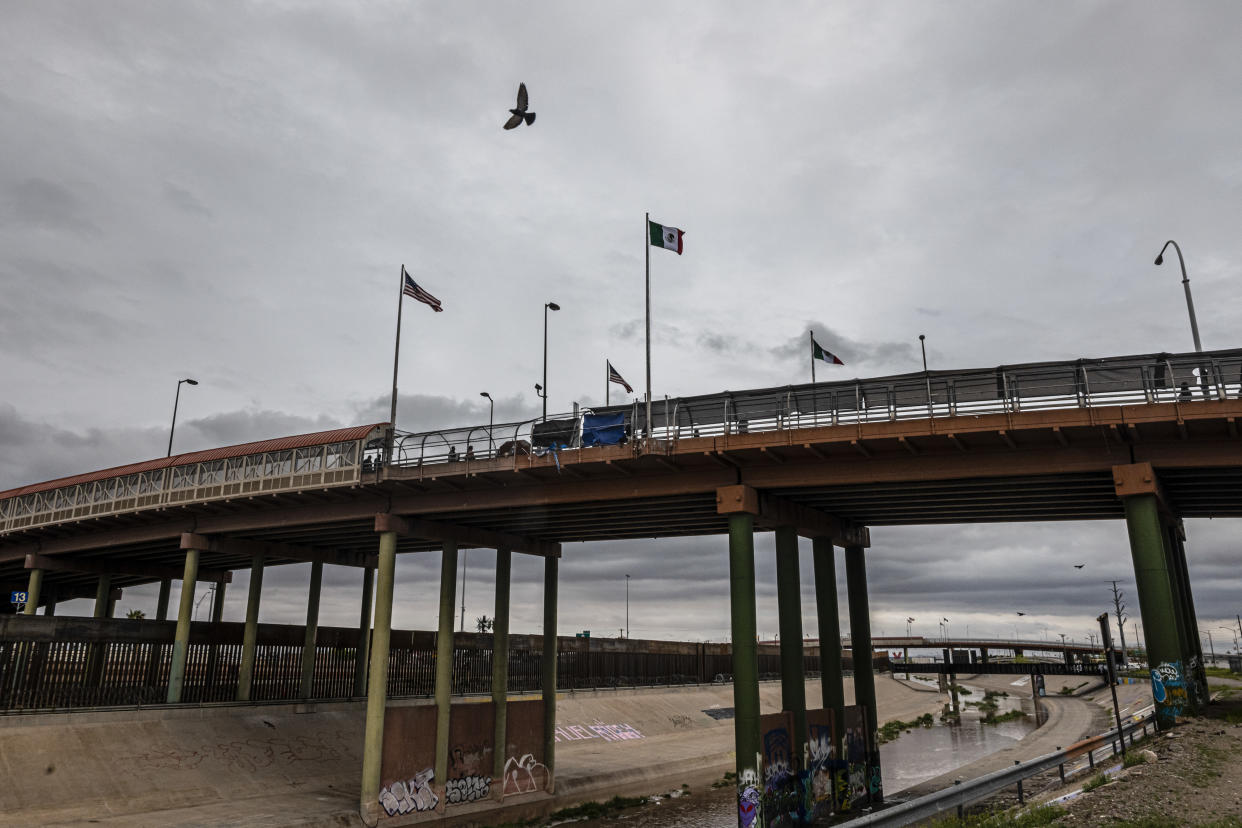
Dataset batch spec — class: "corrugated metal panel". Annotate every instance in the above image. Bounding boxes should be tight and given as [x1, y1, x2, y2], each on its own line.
[0, 423, 387, 500]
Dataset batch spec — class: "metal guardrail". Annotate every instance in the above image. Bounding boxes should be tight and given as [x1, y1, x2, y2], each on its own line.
[843, 712, 1154, 826]
[387, 347, 1242, 468]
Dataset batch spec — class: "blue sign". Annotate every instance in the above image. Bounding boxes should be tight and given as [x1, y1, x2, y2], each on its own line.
[10, 590, 28, 606]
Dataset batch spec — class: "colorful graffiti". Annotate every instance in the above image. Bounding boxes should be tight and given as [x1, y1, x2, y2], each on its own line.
[840, 706, 869, 811]
[502, 753, 549, 795]
[1151, 660, 1188, 721]
[552, 722, 645, 743]
[760, 716, 803, 827]
[738, 768, 762, 828]
[379, 768, 438, 816]
[804, 720, 835, 820]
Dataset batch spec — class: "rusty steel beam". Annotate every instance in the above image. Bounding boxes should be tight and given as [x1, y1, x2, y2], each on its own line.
[374, 513, 561, 558]
[715, 484, 869, 547]
[24, 552, 231, 584]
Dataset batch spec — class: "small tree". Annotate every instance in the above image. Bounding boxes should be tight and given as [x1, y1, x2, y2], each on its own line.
[126, 609, 146, 620]
[475, 615, 493, 633]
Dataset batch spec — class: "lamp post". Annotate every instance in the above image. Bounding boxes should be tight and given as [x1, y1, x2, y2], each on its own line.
[542, 301, 560, 421]
[1207, 629, 1216, 665]
[919, 334, 932, 415]
[906, 616, 915, 637]
[625, 574, 630, 639]
[1154, 240, 1203, 353]
[480, 392, 494, 453]
[167, 378, 198, 456]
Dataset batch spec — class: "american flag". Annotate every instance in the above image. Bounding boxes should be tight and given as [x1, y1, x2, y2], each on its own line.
[607, 361, 633, 393]
[402, 267, 443, 312]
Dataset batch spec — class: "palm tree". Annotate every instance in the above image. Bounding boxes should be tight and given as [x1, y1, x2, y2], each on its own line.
[126, 609, 146, 620]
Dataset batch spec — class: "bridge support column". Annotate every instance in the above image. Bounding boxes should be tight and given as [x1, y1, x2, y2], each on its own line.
[84, 575, 115, 689]
[981, 647, 989, 664]
[434, 542, 458, 800]
[167, 544, 202, 704]
[22, 568, 43, 615]
[728, 513, 762, 825]
[300, 560, 323, 699]
[542, 554, 558, 791]
[360, 529, 397, 826]
[94, 575, 114, 618]
[845, 544, 882, 803]
[204, 581, 226, 694]
[354, 565, 374, 698]
[775, 526, 807, 764]
[155, 578, 171, 621]
[1164, 520, 1208, 711]
[813, 537, 845, 747]
[237, 552, 265, 702]
[492, 549, 512, 794]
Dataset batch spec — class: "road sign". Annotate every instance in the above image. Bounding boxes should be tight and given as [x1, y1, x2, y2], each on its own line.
[10, 590, 28, 607]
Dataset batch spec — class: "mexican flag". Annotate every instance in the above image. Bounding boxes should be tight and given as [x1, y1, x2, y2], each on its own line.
[812, 337, 844, 366]
[648, 220, 684, 254]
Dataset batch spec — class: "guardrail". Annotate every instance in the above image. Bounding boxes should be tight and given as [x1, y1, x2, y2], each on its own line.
[843, 712, 1154, 826]
[387, 347, 1242, 468]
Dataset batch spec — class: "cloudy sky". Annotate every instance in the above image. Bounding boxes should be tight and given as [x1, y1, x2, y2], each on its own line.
[3, 2, 1240, 651]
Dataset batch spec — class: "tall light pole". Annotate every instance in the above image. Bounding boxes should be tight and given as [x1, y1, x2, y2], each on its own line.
[1154, 240, 1203, 353]
[1206, 629, 1216, 665]
[460, 550, 468, 633]
[480, 392, 494, 453]
[542, 301, 560, 421]
[625, 574, 630, 639]
[919, 334, 932, 415]
[906, 616, 915, 637]
[167, 378, 198, 456]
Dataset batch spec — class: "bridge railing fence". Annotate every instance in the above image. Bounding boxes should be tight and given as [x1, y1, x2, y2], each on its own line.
[386, 348, 1242, 470]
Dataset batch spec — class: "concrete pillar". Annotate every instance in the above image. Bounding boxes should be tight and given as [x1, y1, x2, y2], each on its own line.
[542, 554, 559, 789]
[155, 578, 172, 621]
[774, 526, 807, 763]
[727, 514, 761, 821]
[492, 549, 512, 787]
[300, 560, 324, 699]
[43, 594, 56, 617]
[1165, 522, 1208, 709]
[360, 530, 398, 825]
[354, 565, 374, 698]
[167, 548, 201, 704]
[94, 575, 113, 618]
[845, 544, 882, 803]
[237, 552, 265, 702]
[84, 575, 115, 689]
[434, 542, 459, 791]
[22, 569, 43, 615]
[210, 582, 226, 623]
[812, 537, 845, 736]
[203, 581, 227, 694]
[1122, 493, 1184, 730]
[981, 647, 989, 663]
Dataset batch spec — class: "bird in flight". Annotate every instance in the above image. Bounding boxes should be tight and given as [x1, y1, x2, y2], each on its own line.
[1016, 612, 1027, 616]
[1074, 564, 1085, 569]
[504, 83, 536, 130]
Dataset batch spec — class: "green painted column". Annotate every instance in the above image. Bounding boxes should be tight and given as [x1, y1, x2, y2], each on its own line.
[354, 565, 375, 698]
[812, 537, 845, 738]
[155, 578, 172, 621]
[85, 575, 114, 689]
[774, 526, 807, 763]
[727, 513, 762, 820]
[204, 581, 227, 695]
[237, 553, 265, 702]
[1122, 494, 1184, 729]
[22, 569, 43, 615]
[542, 554, 559, 789]
[360, 531, 397, 825]
[300, 560, 324, 699]
[167, 548, 200, 704]
[434, 542, 459, 790]
[1166, 523, 1208, 710]
[492, 549, 512, 786]
[845, 544, 882, 803]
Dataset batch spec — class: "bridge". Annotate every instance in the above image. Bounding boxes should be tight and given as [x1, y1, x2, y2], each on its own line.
[2, 346, 1238, 825]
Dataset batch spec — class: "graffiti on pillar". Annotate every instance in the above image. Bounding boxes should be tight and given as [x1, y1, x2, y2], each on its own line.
[804, 711, 836, 820]
[445, 741, 492, 804]
[737, 768, 762, 828]
[1151, 661, 1188, 718]
[379, 768, 438, 815]
[445, 774, 491, 804]
[760, 712, 803, 827]
[840, 706, 869, 810]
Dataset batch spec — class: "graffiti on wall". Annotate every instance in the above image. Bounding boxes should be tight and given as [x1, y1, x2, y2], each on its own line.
[1151, 661, 1188, 718]
[445, 775, 491, 804]
[737, 767, 761, 828]
[839, 706, 869, 811]
[502, 753, 549, 796]
[805, 720, 835, 820]
[760, 714, 803, 828]
[553, 722, 644, 743]
[380, 768, 438, 816]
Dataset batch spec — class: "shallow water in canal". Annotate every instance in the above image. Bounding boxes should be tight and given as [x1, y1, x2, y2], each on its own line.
[567, 683, 1037, 826]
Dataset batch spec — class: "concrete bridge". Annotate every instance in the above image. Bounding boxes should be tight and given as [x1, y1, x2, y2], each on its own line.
[2, 346, 1239, 825]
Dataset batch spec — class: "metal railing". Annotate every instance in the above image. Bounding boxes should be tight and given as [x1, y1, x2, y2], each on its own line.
[388, 347, 1242, 468]
[844, 712, 1154, 826]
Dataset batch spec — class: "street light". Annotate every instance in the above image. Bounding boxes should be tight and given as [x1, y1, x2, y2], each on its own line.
[906, 616, 915, 637]
[625, 574, 630, 639]
[480, 392, 494, 453]
[1154, 240, 1203, 353]
[167, 378, 198, 456]
[919, 334, 932, 415]
[542, 301, 560, 421]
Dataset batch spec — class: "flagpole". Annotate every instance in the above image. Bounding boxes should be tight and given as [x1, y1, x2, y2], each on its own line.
[644, 212, 652, 447]
[606, 360, 610, 407]
[388, 265, 407, 463]
[810, 330, 816, 384]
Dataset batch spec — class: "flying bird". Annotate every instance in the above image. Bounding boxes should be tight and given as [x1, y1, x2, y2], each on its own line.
[503, 83, 536, 130]
[1074, 564, 1085, 569]
[1016, 612, 1027, 616]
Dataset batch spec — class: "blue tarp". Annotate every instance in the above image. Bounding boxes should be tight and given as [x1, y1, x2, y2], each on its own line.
[580, 412, 627, 447]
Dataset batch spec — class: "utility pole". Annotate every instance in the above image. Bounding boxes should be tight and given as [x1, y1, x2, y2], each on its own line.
[1110, 581, 1129, 666]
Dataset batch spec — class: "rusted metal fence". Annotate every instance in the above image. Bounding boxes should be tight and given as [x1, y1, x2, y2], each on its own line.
[0, 616, 849, 712]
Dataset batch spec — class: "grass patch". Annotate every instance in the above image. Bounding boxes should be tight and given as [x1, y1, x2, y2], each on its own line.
[1186, 743, 1230, 788]
[1058, 681, 1089, 695]
[548, 795, 648, 821]
[1206, 666, 1240, 678]
[1082, 772, 1111, 792]
[1122, 750, 1148, 768]
[924, 803, 1064, 827]
[877, 713, 934, 744]
[948, 683, 973, 696]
